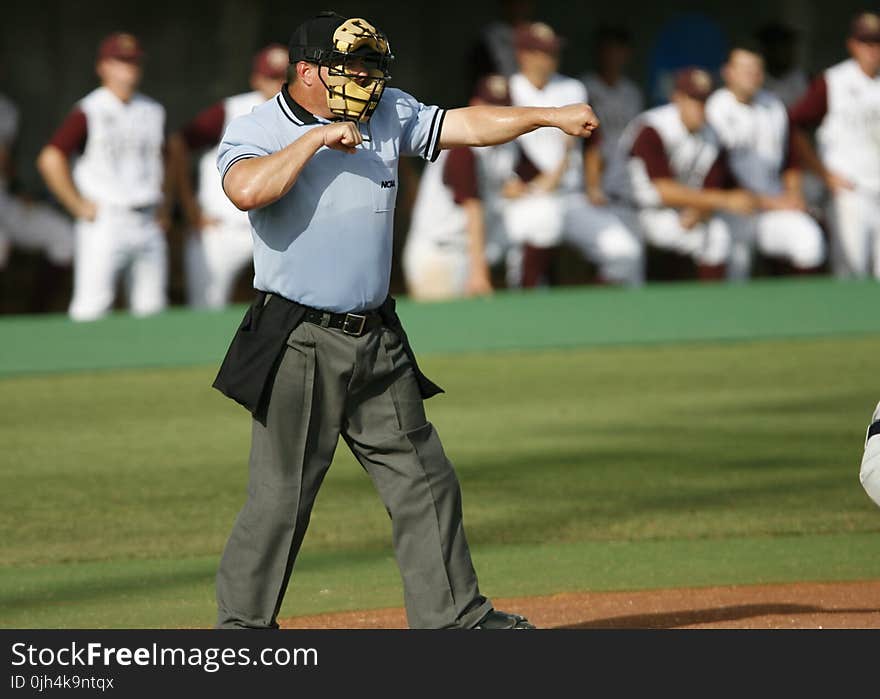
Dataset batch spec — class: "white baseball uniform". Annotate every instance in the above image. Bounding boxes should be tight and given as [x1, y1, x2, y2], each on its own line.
[706, 87, 826, 278]
[403, 144, 561, 298]
[606, 103, 733, 267]
[182, 91, 264, 309]
[790, 59, 880, 278]
[508, 72, 643, 285]
[0, 93, 73, 270]
[580, 72, 644, 182]
[49, 86, 167, 321]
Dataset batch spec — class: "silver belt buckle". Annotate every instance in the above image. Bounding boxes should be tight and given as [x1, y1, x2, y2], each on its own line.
[342, 313, 367, 336]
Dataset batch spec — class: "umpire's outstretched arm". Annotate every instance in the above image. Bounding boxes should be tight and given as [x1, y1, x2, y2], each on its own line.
[438, 103, 600, 148]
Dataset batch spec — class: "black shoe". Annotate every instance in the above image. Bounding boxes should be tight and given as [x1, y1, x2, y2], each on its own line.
[473, 610, 535, 629]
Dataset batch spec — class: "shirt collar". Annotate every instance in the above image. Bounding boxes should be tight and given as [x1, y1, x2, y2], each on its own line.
[278, 83, 319, 125]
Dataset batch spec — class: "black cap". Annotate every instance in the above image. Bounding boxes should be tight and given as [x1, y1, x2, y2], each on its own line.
[289, 10, 346, 63]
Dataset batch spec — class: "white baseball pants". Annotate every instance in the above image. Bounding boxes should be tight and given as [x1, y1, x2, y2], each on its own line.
[561, 195, 644, 286]
[827, 189, 880, 278]
[726, 210, 826, 281]
[505, 192, 643, 286]
[633, 208, 731, 267]
[184, 221, 254, 309]
[402, 239, 472, 301]
[68, 205, 167, 322]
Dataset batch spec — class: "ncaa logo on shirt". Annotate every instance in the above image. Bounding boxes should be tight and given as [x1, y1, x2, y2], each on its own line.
[380, 179, 396, 189]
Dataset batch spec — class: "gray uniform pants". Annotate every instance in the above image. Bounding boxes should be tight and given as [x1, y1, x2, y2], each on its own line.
[215, 320, 493, 629]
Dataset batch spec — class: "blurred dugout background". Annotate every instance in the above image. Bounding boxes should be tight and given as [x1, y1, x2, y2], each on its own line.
[0, 0, 869, 312]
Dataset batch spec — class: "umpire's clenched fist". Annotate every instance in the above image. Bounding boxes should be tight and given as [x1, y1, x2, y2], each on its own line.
[320, 121, 363, 153]
[553, 104, 600, 138]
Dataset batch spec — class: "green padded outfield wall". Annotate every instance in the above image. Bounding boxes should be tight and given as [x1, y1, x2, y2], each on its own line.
[2, 279, 879, 376]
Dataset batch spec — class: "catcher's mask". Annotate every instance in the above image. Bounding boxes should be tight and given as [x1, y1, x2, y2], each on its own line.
[290, 13, 394, 122]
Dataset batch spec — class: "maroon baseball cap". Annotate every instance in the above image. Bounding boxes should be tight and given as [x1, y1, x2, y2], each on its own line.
[473, 74, 511, 106]
[850, 12, 880, 43]
[514, 22, 565, 54]
[98, 32, 144, 63]
[673, 67, 714, 101]
[252, 43, 289, 79]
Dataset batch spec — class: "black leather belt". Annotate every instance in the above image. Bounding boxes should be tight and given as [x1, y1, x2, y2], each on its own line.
[302, 307, 383, 337]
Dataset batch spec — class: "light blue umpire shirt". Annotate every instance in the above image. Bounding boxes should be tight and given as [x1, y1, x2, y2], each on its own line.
[217, 85, 446, 313]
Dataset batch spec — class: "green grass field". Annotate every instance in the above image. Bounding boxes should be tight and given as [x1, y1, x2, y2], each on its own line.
[2, 281, 880, 628]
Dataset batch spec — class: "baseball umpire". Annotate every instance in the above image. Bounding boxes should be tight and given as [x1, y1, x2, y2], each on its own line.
[213, 10, 598, 630]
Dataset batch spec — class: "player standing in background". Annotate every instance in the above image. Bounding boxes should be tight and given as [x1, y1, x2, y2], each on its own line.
[606, 68, 757, 280]
[706, 44, 825, 279]
[789, 12, 880, 279]
[0, 90, 74, 304]
[37, 32, 170, 321]
[581, 25, 644, 192]
[169, 44, 287, 309]
[403, 75, 561, 299]
[509, 22, 642, 287]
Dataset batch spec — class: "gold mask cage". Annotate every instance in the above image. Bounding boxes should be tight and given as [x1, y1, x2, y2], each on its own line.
[322, 18, 394, 122]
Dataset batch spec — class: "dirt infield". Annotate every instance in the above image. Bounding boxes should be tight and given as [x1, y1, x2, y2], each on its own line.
[280, 580, 880, 629]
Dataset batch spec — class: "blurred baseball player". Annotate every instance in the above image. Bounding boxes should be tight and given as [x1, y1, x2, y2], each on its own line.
[37, 32, 169, 321]
[789, 12, 880, 279]
[706, 44, 826, 279]
[606, 68, 758, 279]
[861, 401, 880, 509]
[509, 22, 642, 287]
[581, 25, 644, 189]
[0, 91, 73, 280]
[403, 74, 560, 299]
[169, 44, 287, 309]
